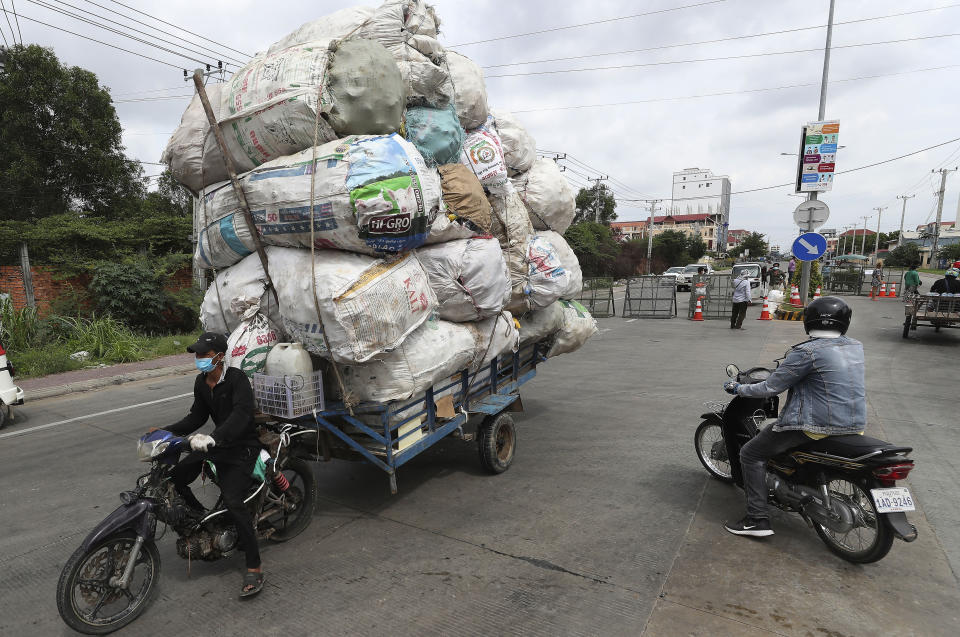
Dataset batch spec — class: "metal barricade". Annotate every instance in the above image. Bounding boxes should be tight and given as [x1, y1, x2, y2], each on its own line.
[575, 277, 616, 318]
[687, 274, 733, 319]
[622, 275, 677, 318]
[823, 264, 863, 295]
[879, 268, 905, 297]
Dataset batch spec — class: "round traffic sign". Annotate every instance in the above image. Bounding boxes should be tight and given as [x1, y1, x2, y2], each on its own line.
[793, 200, 830, 231]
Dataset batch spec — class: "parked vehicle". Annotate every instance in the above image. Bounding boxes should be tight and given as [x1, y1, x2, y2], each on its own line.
[731, 262, 763, 299]
[695, 362, 918, 563]
[0, 338, 24, 429]
[662, 266, 687, 289]
[56, 425, 317, 634]
[681, 263, 714, 291]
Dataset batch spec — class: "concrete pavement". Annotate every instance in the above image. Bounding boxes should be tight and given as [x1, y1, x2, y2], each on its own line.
[0, 291, 957, 636]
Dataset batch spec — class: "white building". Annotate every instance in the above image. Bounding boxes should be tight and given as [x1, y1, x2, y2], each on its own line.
[670, 168, 732, 251]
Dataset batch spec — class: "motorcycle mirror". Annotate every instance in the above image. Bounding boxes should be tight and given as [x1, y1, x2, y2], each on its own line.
[726, 364, 740, 378]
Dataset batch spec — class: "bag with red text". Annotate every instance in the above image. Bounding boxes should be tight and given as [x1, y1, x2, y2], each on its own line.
[226, 298, 280, 380]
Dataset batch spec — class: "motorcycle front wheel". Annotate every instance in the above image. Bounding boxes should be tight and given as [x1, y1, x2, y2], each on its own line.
[813, 477, 894, 563]
[694, 420, 734, 483]
[56, 531, 160, 635]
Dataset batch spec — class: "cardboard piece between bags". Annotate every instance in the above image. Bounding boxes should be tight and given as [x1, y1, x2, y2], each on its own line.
[435, 394, 456, 419]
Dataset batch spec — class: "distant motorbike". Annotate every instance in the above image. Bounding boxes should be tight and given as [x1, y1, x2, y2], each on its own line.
[56, 425, 318, 634]
[694, 363, 918, 563]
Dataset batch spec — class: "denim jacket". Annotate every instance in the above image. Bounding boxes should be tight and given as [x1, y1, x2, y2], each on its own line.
[737, 336, 866, 435]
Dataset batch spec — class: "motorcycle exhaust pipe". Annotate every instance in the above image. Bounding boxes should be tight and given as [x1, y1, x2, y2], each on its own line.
[765, 473, 854, 534]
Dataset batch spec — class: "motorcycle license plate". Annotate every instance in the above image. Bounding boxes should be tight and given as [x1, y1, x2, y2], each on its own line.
[870, 487, 916, 513]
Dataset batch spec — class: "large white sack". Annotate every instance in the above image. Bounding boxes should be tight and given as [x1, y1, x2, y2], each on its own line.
[200, 253, 282, 335]
[225, 299, 280, 379]
[195, 134, 442, 269]
[517, 302, 564, 344]
[326, 38, 406, 135]
[548, 300, 598, 357]
[424, 212, 478, 244]
[267, 6, 376, 54]
[416, 238, 511, 322]
[504, 233, 579, 313]
[446, 52, 489, 130]
[534, 230, 583, 299]
[512, 158, 577, 234]
[488, 184, 534, 246]
[268, 247, 437, 364]
[461, 116, 509, 192]
[161, 84, 229, 194]
[492, 110, 536, 175]
[340, 312, 517, 403]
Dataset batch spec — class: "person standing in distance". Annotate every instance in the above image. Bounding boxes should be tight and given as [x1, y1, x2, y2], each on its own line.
[730, 271, 751, 329]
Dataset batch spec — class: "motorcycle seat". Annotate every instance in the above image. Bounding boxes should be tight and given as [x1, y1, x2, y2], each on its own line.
[799, 434, 911, 459]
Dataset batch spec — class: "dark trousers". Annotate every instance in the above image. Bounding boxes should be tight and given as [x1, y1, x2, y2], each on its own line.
[731, 302, 748, 328]
[172, 449, 262, 569]
[739, 425, 811, 519]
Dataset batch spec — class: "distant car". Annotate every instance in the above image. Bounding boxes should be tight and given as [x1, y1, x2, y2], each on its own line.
[681, 263, 714, 292]
[662, 266, 687, 289]
[731, 262, 763, 299]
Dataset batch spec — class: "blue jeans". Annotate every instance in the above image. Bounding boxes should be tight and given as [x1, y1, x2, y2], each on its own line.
[740, 424, 811, 519]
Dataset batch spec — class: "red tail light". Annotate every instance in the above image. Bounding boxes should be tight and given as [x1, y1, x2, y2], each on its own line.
[873, 462, 914, 486]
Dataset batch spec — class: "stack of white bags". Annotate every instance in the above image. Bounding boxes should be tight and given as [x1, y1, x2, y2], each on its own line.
[163, 0, 597, 404]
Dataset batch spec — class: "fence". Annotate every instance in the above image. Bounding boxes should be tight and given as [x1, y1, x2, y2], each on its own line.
[622, 275, 677, 318]
[823, 265, 905, 297]
[575, 277, 616, 318]
[687, 274, 733, 320]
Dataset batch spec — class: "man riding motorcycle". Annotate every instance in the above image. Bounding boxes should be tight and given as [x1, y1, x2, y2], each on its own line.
[158, 332, 265, 598]
[931, 267, 960, 294]
[721, 296, 866, 537]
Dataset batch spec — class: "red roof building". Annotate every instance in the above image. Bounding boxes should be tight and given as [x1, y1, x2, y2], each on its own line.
[610, 213, 722, 250]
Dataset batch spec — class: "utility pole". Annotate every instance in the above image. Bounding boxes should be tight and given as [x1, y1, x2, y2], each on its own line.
[931, 167, 957, 266]
[641, 199, 663, 274]
[896, 194, 915, 250]
[799, 0, 836, 305]
[873, 206, 887, 261]
[588, 176, 609, 223]
[861, 215, 871, 256]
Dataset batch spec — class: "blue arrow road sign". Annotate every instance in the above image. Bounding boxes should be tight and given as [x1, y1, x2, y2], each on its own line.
[792, 232, 828, 261]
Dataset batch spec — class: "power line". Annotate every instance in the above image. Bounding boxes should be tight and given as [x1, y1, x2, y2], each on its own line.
[486, 33, 960, 79]
[481, 3, 960, 69]
[0, 8, 188, 68]
[447, 0, 727, 48]
[114, 94, 192, 103]
[509, 63, 960, 113]
[9, 0, 20, 44]
[77, 0, 245, 64]
[1, 0, 16, 45]
[24, 0, 226, 68]
[103, 0, 250, 59]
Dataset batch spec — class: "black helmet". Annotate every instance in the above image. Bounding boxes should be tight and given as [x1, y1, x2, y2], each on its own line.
[803, 296, 852, 335]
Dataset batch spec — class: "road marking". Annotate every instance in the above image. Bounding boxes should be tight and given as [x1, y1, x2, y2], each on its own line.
[0, 393, 192, 440]
[625, 318, 638, 323]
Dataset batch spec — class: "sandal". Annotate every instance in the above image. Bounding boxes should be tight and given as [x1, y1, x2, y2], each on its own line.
[239, 570, 264, 599]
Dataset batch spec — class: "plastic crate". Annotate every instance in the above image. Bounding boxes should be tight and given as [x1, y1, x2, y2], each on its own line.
[253, 371, 325, 418]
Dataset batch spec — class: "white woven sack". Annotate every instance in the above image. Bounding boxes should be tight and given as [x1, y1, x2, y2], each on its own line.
[461, 116, 508, 192]
[534, 230, 583, 299]
[512, 158, 577, 234]
[416, 238, 511, 322]
[517, 302, 564, 344]
[225, 299, 280, 379]
[492, 110, 536, 175]
[548, 300, 598, 357]
[200, 253, 282, 335]
[446, 51, 489, 129]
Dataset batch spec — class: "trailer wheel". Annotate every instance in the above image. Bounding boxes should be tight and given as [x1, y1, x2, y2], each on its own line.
[902, 317, 911, 339]
[478, 413, 516, 474]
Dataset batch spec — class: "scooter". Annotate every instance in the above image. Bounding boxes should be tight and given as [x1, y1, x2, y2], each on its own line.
[694, 362, 918, 563]
[0, 339, 25, 429]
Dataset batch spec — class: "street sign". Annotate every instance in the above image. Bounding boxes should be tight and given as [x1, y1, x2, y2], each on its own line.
[795, 120, 840, 193]
[792, 232, 828, 261]
[793, 200, 830, 231]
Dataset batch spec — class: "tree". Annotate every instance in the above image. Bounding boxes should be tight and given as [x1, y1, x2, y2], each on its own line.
[652, 230, 690, 267]
[729, 232, 768, 258]
[938, 243, 960, 264]
[790, 260, 823, 297]
[573, 184, 617, 225]
[885, 243, 922, 267]
[688, 235, 707, 261]
[0, 44, 143, 224]
[563, 222, 620, 277]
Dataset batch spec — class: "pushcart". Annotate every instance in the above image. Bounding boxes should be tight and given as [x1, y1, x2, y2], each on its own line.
[902, 293, 960, 338]
[261, 340, 546, 493]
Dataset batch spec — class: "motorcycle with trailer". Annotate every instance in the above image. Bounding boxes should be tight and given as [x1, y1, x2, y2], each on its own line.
[694, 362, 918, 563]
[56, 423, 318, 634]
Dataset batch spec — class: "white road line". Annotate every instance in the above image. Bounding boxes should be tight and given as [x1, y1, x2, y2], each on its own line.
[625, 318, 638, 323]
[0, 393, 193, 440]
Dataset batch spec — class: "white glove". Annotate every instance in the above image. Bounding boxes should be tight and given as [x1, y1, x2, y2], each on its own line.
[190, 434, 216, 452]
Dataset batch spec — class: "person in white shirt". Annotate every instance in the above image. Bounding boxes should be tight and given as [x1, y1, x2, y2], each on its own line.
[731, 273, 752, 329]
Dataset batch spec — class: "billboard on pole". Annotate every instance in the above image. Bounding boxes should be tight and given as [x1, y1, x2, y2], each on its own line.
[795, 120, 839, 193]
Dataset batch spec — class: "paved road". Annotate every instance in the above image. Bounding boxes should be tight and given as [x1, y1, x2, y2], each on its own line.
[1, 292, 957, 636]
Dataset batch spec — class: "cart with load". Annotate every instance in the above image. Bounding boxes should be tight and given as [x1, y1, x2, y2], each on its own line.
[253, 339, 546, 494]
[902, 293, 960, 338]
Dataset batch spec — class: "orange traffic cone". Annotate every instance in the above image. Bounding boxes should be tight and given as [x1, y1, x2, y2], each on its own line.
[790, 285, 803, 307]
[887, 282, 897, 298]
[691, 296, 704, 321]
[757, 296, 773, 320]
[878, 282, 888, 297]
[813, 286, 822, 300]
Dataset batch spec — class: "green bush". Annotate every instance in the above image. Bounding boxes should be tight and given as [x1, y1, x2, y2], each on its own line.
[58, 315, 142, 363]
[88, 261, 167, 333]
[0, 299, 43, 350]
[790, 261, 824, 297]
[7, 345, 82, 377]
[163, 288, 203, 334]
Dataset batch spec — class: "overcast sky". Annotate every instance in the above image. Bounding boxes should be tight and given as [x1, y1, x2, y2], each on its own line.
[5, 0, 960, 250]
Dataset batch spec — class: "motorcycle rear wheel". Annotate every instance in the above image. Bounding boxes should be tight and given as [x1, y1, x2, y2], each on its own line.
[56, 531, 160, 634]
[694, 420, 734, 483]
[813, 477, 894, 563]
[265, 457, 317, 542]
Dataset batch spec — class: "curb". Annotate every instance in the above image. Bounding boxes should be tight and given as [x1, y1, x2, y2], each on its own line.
[775, 308, 804, 321]
[24, 364, 196, 402]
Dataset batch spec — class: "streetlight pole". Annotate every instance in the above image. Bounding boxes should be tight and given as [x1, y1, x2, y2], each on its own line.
[799, 0, 836, 304]
[861, 215, 871, 256]
[896, 195, 915, 249]
[873, 206, 887, 262]
[643, 199, 662, 275]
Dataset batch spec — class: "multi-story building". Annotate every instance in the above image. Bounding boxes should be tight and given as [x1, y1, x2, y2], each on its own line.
[670, 168, 732, 250]
[726, 229, 749, 252]
[611, 213, 722, 250]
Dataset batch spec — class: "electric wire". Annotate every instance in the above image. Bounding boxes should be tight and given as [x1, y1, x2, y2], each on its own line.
[103, 0, 250, 58]
[1, 0, 17, 46]
[9, 0, 20, 44]
[114, 94, 193, 103]
[37, 0, 241, 67]
[486, 33, 960, 79]
[509, 63, 960, 113]
[447, 0, 727, 48]
[0, 8, 190, 68]
[24, 0, 227, 68]
[481, 3, 960, 69]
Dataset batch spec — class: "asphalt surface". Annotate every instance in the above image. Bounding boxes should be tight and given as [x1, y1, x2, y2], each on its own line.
[1, 287, 957, 636]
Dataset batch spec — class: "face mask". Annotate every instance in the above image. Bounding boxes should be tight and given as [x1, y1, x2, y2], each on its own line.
[196, 354, 220, 373]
